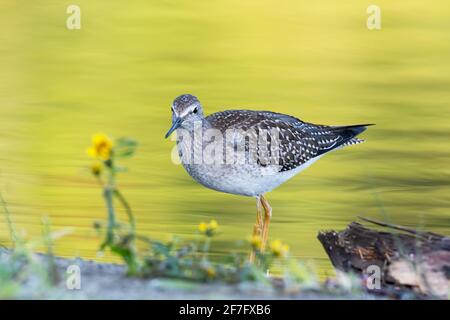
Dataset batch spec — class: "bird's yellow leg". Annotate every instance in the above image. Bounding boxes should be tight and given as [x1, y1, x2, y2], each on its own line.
[254, 197, 263, 237]
[249, 197, 263, 263]
[260, 195, 272, 251]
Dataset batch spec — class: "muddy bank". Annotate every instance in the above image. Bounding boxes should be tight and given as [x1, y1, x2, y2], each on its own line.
[0, 250, 380, 300]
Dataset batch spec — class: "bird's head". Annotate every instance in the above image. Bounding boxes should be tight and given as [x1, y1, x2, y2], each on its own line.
[165, 94, 204, 138]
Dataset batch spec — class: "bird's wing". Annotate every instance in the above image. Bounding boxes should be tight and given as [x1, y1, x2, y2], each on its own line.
[206, 110, 370, 172]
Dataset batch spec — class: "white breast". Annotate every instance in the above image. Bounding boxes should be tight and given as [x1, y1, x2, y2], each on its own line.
[176, 131, 323, 197]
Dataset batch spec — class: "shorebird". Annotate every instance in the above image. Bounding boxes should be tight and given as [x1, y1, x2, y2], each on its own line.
[165, 94, 372, 251]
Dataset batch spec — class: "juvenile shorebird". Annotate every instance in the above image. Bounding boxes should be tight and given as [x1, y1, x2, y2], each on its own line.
[165, 94, 372, 251]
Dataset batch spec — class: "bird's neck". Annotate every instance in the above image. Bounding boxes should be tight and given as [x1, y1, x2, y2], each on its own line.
[179, 116, 210, 133]
[175, 117, 208, 166]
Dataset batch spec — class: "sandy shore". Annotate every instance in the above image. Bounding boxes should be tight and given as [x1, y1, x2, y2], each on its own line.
[0, 249, 384, 300]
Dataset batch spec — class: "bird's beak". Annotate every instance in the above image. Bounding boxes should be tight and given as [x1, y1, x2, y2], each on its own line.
[165, 117, 182, 138]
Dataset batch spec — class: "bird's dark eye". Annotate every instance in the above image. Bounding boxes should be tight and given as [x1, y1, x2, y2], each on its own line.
[193, 107, 198, 114]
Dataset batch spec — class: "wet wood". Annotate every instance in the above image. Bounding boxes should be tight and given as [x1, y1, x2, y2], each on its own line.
[317, 217, 450, 298]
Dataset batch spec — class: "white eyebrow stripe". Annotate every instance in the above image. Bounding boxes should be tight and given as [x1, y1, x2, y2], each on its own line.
[179, 104, 198, 118]
[171, 105, 177, 115]
[179, 109, 191, 117]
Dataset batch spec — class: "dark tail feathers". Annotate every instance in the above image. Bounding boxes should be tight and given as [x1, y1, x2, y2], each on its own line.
[332, 123, 374, 138]
[314, 124, 374, 155]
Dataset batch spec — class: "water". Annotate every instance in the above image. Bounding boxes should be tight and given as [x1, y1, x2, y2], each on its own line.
[1, 1, 449, 276]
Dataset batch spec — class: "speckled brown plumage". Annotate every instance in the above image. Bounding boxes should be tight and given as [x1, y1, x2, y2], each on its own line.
[207, 110, 371, 172]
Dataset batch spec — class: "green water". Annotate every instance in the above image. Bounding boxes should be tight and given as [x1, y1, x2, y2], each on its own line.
[1, 1, 449, 276]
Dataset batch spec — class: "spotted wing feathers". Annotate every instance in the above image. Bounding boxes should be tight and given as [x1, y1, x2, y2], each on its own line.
[206, 110, 371, 172]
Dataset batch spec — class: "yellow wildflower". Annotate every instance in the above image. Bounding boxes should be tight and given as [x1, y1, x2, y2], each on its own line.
[198, 220, 219, 237]
[250, 235, 262, 250]
[87, 133, 113, 160]
[209, 220, 218, 231]
[198, 222, 208, 233]
[205, 266, 216, 279]
[270, 239, 289, 257]
[91, 162, 102, 176]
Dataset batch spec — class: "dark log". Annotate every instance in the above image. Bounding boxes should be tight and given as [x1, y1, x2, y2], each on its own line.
[317, 217, 450, 298]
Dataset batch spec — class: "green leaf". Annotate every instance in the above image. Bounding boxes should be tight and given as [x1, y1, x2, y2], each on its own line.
[115, 137, 138, 158]
[151, 242, 170, 257]
[115, 149, 135, 158]
[116, 137, 138, 147]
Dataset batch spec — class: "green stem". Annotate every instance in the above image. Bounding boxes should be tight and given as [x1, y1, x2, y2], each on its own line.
[41, 217, 58, 285]
[103, 186, 115, 246]
[0, 192, 18, 246]
[202, 237, 211, 261]
[101, 158, 117, 247]
[113, 189, 136, 237]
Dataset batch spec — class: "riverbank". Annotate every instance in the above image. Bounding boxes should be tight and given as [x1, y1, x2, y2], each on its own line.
[0, 249, 381, 300]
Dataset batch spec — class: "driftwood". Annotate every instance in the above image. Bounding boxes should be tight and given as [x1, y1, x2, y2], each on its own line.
[318, 217, 450, 298]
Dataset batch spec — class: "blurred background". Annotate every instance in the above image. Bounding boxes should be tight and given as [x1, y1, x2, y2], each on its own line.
[0, 1, 449, 277]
